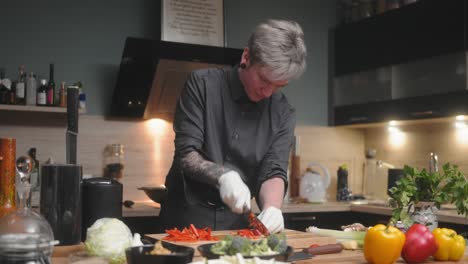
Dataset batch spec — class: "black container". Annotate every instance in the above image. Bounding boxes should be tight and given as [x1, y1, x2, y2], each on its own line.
[40, 164, 82, 246]
[197, 243, 293, 261]
[81, 177, 122, 241]
[387, 168, 404, 195]
[336, 167, 351, 201]
[126, 243, 194, 264]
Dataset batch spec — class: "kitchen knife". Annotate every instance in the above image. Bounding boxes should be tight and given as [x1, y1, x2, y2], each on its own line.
[288, 243, 344, 262]
[247, 211, 270, 236]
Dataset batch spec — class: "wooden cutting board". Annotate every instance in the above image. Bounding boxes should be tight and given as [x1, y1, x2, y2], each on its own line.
[145, 229, 336, 257]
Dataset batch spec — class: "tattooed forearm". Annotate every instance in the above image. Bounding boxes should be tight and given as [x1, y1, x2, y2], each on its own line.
[180, 151, 227, 186]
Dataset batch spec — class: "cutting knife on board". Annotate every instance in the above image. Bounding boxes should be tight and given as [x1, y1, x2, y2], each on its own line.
[288, 243, 344, 262]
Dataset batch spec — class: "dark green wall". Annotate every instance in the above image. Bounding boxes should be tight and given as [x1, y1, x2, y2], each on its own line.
[0, 0, 336, 125]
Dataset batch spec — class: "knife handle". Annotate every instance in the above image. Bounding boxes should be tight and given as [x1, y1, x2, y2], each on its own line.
[303, 243, 344, 255]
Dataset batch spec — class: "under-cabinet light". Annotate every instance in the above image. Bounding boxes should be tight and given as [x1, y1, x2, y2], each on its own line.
[387, 120, 406, 147]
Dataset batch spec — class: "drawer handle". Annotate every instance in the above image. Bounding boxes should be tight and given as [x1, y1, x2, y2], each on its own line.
[349, 116, 368, 122]
[290, 216, 317, 221]
[410, 111, 433, 117]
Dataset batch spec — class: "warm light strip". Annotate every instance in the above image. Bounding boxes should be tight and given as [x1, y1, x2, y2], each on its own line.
[387, 120, 405, 147]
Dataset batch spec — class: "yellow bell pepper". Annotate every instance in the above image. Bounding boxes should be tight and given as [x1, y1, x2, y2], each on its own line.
[432, 228, 466, 261]
[364, 224, 406, 264]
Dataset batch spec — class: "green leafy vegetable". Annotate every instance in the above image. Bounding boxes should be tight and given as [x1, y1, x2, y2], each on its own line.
[85, 218, 133, 264]
[389, 163, 468, 224]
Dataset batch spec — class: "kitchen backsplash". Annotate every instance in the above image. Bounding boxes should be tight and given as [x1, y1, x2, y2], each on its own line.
[364, 121, 468, 174]
[1, 112, 467, 203]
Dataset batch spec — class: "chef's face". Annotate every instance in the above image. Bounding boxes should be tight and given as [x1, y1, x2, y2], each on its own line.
[240, 49, 289, 102]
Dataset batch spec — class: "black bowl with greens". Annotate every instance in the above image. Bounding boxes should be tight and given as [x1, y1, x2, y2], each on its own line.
[197, 234, 293, 261]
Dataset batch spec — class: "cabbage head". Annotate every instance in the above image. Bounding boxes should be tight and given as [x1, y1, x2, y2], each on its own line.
[85, 218, 133, 264]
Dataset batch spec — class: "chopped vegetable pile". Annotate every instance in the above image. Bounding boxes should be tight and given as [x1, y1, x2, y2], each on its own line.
[163, 224, 219, 242]
[235, 229, 262, 239]
[149, 241, 172, 255]
[211, 233, 287, 257]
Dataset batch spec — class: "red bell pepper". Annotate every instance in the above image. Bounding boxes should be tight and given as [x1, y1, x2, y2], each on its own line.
[236, 228, 262, 239]
[163, 225, 218, 242]
[402, 224, 438, 263]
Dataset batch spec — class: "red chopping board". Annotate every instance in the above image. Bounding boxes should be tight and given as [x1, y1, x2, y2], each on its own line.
[145, 229, 337, 257]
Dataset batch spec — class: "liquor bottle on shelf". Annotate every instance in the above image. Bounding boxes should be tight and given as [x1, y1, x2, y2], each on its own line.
[36, 79, 47, 106]
[0, 68, 9, 104]
[15, 65, 26, 105]
[26, 72, 37, 105]
[46, 63, 55, 106]
[59, 81, 66, 107]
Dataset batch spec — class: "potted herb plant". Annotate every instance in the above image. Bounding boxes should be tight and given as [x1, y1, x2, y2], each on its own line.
[389, 163, 468, 230]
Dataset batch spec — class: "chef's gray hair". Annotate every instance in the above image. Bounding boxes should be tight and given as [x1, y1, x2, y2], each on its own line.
[247, 19, 307, 81]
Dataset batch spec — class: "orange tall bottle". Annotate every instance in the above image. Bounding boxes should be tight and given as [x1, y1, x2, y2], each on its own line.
[0, 138, 16, 217]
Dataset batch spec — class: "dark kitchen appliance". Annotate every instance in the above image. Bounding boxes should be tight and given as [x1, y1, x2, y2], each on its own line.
[81, 177, 123, 241]
[387, 168, 404, 196]
[111, 38, 242, 120]
[40, 164, 82, 245]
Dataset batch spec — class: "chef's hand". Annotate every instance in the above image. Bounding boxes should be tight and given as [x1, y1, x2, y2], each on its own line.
[257, 206, 284, 234]
[218, 170, 251, 214]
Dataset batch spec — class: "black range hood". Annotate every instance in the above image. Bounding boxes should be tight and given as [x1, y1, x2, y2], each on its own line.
[111, 37, 242, 120]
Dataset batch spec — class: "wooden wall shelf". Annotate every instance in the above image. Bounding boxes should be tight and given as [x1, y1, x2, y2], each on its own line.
[0, 104, 86, 114]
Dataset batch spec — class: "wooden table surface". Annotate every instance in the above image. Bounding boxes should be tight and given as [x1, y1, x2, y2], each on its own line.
[52, 229, 468, 263]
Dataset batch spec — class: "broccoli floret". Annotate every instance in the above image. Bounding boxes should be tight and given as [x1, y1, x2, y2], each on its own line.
[267, 233, 287, 253]
[211, 235, 233, 254]
[227, 236, 251, 255]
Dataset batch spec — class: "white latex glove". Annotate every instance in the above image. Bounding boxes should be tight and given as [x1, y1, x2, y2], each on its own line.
[218, 170, 251, 214]
[257, 206, 284, 234]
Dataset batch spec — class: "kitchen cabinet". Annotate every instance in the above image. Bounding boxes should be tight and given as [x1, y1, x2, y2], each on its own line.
[334, 0, 464, 76]
[122, 216, 161, 235]
[332, 0, 468, 125]
[285, 211, 467, 236]
[284, 211, 388, 231]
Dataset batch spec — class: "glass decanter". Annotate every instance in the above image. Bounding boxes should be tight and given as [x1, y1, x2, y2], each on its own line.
[0, 155, 57, 264]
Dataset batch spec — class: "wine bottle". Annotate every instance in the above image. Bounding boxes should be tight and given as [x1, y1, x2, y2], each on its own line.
[26, 72, 37, 105]
[46, 63, 55, 106]
[36, 79, 47, 106]
[59, 81, 66, 107]
[15, 65, 26, 105]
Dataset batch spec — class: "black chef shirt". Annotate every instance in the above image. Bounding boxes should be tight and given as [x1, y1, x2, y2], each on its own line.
[164, 65, 296, 208]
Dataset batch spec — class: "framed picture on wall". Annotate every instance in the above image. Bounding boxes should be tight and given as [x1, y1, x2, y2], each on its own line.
[161, 0, 225, 47]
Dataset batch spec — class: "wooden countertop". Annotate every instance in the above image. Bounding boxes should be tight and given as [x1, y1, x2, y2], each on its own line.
[123, 200, 467, 225]
[51, 230, 468, 264]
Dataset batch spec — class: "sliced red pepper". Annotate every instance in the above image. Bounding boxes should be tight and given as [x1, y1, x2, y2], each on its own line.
[190, 224, 200, 238]
[162, 225, 218, 242]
